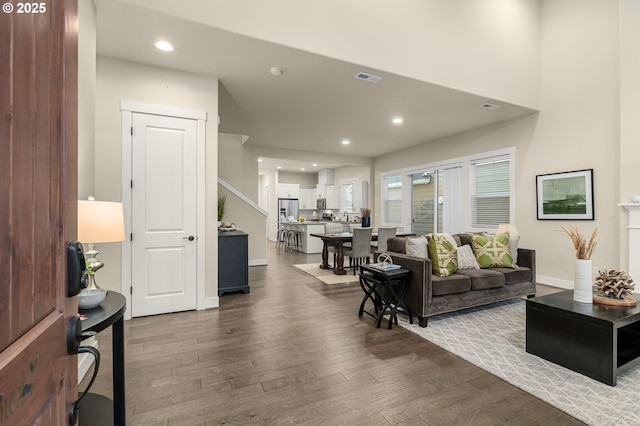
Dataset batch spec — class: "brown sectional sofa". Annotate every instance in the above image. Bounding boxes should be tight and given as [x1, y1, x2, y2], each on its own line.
[377, 233, 536, 327]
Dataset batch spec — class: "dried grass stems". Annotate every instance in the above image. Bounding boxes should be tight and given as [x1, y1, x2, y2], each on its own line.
[559, 226, 598, 260]
[360, 208, 371, 218]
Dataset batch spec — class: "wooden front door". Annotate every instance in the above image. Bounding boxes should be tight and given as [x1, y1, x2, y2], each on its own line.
[0, 0, 79, 424]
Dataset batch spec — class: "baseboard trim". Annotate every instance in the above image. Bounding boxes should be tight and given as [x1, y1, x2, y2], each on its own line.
[198, 296, 219, 310]
[249, 258, 268, 266]
[537, 275, 572, 289]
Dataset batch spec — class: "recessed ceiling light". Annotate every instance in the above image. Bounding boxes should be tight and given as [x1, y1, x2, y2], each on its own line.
[341, 139, 350, 145]
[270, 67, 283, 77]
[392, 117, 403, 124]
[300, 168, 305, 171]
[312, 163, 318, 167]
[155, 41, 174, 52]
[277, 166, 282, 170]
[257, 159, 263, 162]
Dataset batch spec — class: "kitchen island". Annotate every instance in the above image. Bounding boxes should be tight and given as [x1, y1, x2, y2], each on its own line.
[279, 221, 327, 254]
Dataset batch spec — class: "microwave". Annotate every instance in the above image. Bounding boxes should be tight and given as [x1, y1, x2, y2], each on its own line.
[316, 198, 326, 209]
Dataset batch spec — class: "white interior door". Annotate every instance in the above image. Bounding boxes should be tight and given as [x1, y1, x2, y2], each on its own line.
[131, 113, 197, 317]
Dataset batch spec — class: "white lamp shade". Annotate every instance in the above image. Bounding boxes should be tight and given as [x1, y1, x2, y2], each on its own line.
[497, 223, 519, 237]
[78, 200, 126, 243]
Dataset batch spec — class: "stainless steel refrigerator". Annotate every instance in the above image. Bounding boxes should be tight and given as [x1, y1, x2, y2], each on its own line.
[278, 198, 299, 221]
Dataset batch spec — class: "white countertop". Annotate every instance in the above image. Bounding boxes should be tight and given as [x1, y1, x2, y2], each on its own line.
[279, 220, 361, 225]
[279, 221, 328, 225]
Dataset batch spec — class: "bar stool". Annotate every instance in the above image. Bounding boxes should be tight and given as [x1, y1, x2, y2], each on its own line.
[276, 224, 288, 250]
[287, 227, 302, 252]
[283, 223, 293, 252]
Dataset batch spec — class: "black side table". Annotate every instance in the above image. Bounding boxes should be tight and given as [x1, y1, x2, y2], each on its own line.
[358, 265, 413, 329]
[80, 291, 126, 425]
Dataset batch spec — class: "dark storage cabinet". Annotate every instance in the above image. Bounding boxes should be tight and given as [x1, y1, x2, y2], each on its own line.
[218, 230, 250, 296]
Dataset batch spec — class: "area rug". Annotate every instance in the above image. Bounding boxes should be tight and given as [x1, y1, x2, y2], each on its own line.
[294, 263, 359, 285]
[399, 299, 640, 426]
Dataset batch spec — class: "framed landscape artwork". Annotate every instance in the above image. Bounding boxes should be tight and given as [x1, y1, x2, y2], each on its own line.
[536, 169, 594, 220]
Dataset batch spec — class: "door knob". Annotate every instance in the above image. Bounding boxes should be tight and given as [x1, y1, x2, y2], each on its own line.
[183, 236, 195, 241]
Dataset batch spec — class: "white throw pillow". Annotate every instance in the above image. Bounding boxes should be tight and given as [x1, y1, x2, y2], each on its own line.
[457, 244, 480, 270]
[406, 235, 429, 259]
[509, 235, 520, 264]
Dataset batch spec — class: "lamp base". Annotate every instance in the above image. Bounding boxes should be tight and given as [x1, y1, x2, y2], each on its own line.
[78, 288, 107, 309]
[78, 271, 107, 309]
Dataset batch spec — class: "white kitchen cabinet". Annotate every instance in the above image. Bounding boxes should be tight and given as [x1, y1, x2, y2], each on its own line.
[352, 181, 368, 212]
[278, 183, 299, 199]
[325, 185, 339, 209]
[299, 188, 316, 209]
[316, 184, 339, 210]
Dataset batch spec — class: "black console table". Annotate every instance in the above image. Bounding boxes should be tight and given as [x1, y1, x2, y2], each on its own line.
[80, 291, 127, 425]
[218, 230, 250, 296]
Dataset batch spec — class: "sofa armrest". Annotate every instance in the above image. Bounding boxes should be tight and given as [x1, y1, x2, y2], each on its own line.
[375, 250, 432, 317]
[517, 248, 536, 285]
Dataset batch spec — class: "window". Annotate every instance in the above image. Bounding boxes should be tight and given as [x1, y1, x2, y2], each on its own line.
[379, 148, 514, 233]
[343, 183, 354, 213]
[471, 157, 510, 228]
[384, 175, 402, 223]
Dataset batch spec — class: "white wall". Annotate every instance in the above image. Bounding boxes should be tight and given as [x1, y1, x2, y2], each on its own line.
[78, 0, 96, 199]
[375, 0, 624, 287]
[260, 171, 278, 241]
[333, 164, 374, 215]
[120, 0, 541, 109]
[218, 184, 267, 265]
[532, 0, 619, 286]
[619, 0, 640, 272]
[278, 171, 318, 189]
[218, 133, 267, 264]
[374, 116, 538, 233]
[219, 133, 258, 199]
[95, 56, 219, 298]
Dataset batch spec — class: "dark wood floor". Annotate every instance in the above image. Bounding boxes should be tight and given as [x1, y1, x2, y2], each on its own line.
[89, 244, 585, 425]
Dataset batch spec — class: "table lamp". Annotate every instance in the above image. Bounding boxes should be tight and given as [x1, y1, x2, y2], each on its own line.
[77, 199, 126, 309]
[497, 223, 519, 238]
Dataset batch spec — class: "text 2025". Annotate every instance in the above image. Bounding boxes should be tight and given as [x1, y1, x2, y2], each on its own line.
[17, 2, 46, 13]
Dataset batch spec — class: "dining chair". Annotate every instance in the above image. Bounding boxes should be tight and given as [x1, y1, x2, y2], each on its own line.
[349, 223, 362, 233]
[343, 227, 373, 275]
[371, 226, 397, 253]
[324, 223, 341, 269]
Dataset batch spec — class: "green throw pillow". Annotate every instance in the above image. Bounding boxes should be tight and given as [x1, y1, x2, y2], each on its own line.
[470, 233, 517, 269]
[428, 233, 458, 276]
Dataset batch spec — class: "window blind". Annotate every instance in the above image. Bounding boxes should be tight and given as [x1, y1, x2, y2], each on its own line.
[383, 175, 402, 223]
[472, 157, 510, 228]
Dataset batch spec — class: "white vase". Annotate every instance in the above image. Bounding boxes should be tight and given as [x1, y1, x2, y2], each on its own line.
[574, 258, 593, 303]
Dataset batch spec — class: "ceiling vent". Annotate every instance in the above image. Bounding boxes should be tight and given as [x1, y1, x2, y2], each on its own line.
[480, 103, 501, 110]
[354, 72, 382, 83]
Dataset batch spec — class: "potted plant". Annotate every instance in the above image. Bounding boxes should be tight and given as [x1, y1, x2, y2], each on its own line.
[560, 226, 597, 303]
[360, 208, 371, 227]
[218, 192, 227, 228]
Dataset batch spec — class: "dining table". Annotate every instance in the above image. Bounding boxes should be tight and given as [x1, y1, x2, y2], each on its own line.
[310, 231, 415, 275]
